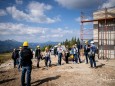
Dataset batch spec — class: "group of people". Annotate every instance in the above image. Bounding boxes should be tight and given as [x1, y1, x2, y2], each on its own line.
[12, 40, 97, 86]
[84, 41, 97, 68]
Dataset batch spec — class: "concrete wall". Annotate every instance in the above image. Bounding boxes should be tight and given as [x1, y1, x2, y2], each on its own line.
[93, 7, 115, 58]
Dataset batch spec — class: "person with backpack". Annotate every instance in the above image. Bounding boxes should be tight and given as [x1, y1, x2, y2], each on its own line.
[20, 41, 33, 86]
[89, 41, 97, 68]
[35, 46, 42, 68]
[71, 45, 78, 64]
[12, 48, 19, 68]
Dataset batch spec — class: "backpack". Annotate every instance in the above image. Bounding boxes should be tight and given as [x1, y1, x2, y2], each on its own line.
[20, 48, 32, 66]
[88, 46, 95, 57]
[21, 48, 32, 60]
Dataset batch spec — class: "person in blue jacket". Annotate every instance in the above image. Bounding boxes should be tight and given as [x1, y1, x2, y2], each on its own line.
[89, 41, 97, 68]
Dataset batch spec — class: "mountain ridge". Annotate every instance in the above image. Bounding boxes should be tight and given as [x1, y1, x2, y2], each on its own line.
[0, 40, 59, 53]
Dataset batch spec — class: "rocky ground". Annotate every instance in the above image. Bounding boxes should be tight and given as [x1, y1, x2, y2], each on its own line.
[0, 55, 115, 86]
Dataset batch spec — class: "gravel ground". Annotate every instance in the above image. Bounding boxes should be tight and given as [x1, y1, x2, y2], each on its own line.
[0, 55, 115, 86]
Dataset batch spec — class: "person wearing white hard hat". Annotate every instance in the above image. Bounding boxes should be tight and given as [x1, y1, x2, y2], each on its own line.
[89, 41, 97, 68]
[35, 45, 42, 68]
[57, 43, 63, 65]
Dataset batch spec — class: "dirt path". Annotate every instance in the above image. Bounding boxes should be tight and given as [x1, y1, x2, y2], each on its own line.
[0, 55, 115, 86]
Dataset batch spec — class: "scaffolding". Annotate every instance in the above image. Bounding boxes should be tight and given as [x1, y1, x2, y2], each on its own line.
[80, 7, 115, 59]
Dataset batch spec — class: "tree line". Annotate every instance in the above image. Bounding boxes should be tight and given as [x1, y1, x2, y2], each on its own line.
[61, 37, 80, 48]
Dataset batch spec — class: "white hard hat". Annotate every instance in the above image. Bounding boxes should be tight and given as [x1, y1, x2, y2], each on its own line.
[58, 43, 61, 46]
[90, 41, 94, 44]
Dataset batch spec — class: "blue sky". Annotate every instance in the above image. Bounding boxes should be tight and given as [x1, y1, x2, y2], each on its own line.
[0, 0, 114, 43]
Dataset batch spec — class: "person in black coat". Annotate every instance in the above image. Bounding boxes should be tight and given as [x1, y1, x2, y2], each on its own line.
[35, 46, 42, 68]
[12, 48, 19, 68]
[20, 41, 33, 86]
[84, 41, 90, 64]
[65, 46, 69, 64]
[75, 44, 82, 63]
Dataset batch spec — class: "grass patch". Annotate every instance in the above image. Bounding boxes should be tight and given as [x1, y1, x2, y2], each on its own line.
[0, 53, 12, 65]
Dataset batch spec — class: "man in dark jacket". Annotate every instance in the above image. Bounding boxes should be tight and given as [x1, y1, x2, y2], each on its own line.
[84, 41, 90, 64]
[20, 41, 33, 86]
[35, 46, 42, 68]
[75, 44, 82, 63]
[12, 48, 19, 68]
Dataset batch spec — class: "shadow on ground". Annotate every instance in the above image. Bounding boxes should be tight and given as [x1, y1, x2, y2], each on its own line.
[31, 75, 61, 86]
[97, 63, 105, 68]
[0, 78, 16, 84]
[0, 70, 7, 74]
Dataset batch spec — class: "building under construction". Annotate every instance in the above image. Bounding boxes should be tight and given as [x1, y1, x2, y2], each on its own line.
[81, 7, 115, 59]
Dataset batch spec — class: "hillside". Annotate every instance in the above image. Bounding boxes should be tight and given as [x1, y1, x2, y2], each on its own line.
[0, 40, 58, 53]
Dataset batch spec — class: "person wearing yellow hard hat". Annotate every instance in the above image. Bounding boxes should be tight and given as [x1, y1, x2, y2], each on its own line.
[20, 41, 33, 86]
[35, 45, 42, 68]
[43, 47, 51, 68]
[84, 41, 90, 64]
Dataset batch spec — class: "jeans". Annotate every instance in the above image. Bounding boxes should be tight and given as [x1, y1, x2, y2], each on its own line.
[13, 59, 16, 68]
[21, 66, 32, 86]
[45, 57, 51, 67]
[73, 54, 78, 63]
[89, 56, 96, 67]
[85, 53, 89, 64]
[37, 58, 40, 68]
[78, 54, 81, 63]
[58, 53, 62, 65]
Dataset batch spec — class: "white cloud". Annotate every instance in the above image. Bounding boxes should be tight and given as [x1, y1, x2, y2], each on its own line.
[0, 9, 7, 16]
[6, 1, 60, 23]
[55, 0, 115, 9]
[15, 0, 23, 4]
[101, 0, 115, 8]
[0, 23, 80, 42]
[0, 23, 46, 35]
[6, 6, 29, 21]
[28, 1, 52, 16]
[55, 0, 103, 9]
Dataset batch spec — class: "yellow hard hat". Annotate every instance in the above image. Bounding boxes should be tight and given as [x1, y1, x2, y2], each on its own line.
[85, 41, 88, 44]
[45, 47, 48, 50]
[23, 41, 29, 47]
